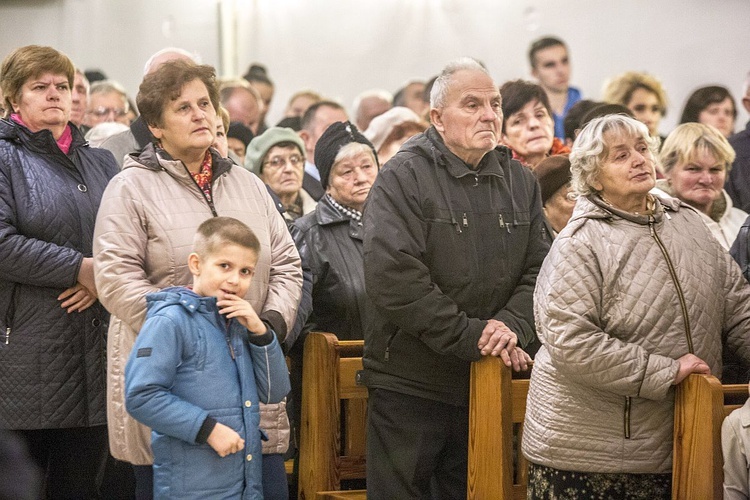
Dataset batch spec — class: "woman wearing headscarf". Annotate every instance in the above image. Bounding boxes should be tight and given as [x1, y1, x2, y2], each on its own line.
[0, 45, 118, 497]
[523, 114, 750, 499]
[93, 59, 302, 500]
[292, 121, 379, 341]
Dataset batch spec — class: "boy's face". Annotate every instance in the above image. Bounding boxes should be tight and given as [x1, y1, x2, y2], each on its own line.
[188, 243, 258, 300]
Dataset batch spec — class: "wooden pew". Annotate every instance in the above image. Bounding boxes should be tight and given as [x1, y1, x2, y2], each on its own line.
[672, 374, 748, 500]
[298, 332, 367, 500]
[467, 355, 531, 500]
[468, 361, 749, 500]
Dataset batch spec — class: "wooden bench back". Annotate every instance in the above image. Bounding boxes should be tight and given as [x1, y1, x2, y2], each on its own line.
[467, 361, 750, 500]
[298, 332, 367, 500]
[672, 374, 748, 500]
[467, 356, 530, 500]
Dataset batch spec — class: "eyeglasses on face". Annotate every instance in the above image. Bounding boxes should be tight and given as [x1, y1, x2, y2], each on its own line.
[263, 154, 304, 170]
[88, 106, 128, 118]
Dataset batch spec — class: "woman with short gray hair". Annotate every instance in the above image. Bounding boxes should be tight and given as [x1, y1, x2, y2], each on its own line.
[522, 114, 750, 498]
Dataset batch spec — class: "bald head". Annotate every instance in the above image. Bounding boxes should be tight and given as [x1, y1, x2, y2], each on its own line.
[144, 48, 197, 75]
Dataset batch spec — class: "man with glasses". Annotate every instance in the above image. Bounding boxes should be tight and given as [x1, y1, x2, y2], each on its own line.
[83, 80, 130, 130]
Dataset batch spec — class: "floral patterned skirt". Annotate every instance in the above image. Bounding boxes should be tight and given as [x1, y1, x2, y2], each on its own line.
[527, 462, 671, 500]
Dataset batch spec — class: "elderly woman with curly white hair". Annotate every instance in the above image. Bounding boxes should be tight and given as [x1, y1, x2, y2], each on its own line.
[522, 114, 750, 499]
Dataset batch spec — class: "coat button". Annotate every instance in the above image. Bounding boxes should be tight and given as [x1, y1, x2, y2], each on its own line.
[92, 318, 101, 327]
[77, 184, 88, 192]
[246, 454, 252, 461]
[244, 401, 252, 407]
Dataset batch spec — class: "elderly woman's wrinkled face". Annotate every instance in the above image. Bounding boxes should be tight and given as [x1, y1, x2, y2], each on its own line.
[627, 88, 662, 136]
[593, 131, 656, 210]
[326, 150, 378, 212]
[502, 99, 554, 166]
[698, 97, 735, 138]
[261, 145, 304, 198]
[544, 183, 577, 233]
[12, 72, 71, 134]
[149, 78, 216, 159]
[666, 148, 725, 215]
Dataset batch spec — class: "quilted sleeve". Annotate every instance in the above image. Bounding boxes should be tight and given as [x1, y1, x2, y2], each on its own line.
[535, 233, 678, 401]
[0, 158, 82, 289]
[93, 174, 158, 332]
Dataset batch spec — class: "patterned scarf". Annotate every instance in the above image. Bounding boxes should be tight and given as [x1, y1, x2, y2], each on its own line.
[189, 150, 213, 202]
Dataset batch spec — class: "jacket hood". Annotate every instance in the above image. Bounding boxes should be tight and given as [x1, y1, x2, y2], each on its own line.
[145, 286, 219, 316]
[569, 192, 683, 228]
[123, 142, 234, 178]
[0, 117, 87, 154]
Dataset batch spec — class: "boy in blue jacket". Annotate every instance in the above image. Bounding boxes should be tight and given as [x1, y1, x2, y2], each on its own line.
[125, 216, 291, 499]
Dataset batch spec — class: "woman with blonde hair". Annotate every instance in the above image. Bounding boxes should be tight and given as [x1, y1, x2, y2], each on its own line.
[603, 71, 668, 140]
[656, 122, 745, 249]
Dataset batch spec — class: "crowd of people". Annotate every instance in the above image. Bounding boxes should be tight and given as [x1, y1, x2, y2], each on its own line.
[1, 36, 750, 500]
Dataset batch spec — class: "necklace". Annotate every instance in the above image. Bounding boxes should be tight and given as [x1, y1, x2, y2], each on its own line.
[326, 194, 362, 222]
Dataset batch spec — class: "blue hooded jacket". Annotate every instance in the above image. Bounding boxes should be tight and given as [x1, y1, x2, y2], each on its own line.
[125, 287, 291, 499]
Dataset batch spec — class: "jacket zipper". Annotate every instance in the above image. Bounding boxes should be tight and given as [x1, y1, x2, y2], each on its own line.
[3, 327, 9, 345]
[224, 319, 236, 359]
[384, 330, 399, 362]
[648, 216, 694, 353]
[184, 165, 219, 217]
[624, 396, 631, 438]
[498, 214, 510, 233]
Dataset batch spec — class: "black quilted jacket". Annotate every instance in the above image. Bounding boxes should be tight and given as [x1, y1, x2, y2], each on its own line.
[0, 118, 118, 429]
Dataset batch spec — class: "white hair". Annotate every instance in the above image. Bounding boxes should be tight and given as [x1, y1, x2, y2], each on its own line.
[142, 47, 199, 75]
[570, 114, 660, 197]
[430, 57, 489, 109]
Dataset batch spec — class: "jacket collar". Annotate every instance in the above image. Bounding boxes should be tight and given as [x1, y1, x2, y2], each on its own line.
[124, 142, 234, 179]
[0, 117, 87, 154]
[571, 192, 682, 226]
[146, 286, 219, 314]
[418, 126, 510, 180]
[316, 194, 358, 226]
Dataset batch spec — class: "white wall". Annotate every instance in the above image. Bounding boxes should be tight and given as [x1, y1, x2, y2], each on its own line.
[1, 0, 748, 133]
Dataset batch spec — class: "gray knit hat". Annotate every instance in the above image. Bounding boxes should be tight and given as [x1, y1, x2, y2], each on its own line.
[244, 127, 305, 174]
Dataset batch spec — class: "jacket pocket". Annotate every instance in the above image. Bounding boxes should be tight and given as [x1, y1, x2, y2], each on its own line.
[623, 396, 631, 439]
[1, 283, 18, 346]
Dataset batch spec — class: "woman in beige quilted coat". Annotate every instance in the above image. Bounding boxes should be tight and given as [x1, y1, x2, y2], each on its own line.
[93, 60, 302, 499]
[522, 114, 750, 499]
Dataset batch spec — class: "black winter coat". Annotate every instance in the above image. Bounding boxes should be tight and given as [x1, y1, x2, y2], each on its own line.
[0, 119, 118, 429]
[293, 195, 366, 341]
[362, 127, 549, 406]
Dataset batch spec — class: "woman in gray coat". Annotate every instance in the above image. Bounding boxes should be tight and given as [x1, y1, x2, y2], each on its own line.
[522, 114, 750, 499]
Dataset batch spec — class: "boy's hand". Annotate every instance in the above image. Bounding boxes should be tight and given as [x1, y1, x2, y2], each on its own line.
[217, 294, 268, 335]
[206, 422, 245, 457]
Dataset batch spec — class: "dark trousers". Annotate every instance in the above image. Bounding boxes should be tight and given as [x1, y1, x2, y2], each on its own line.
[18, 425, 108, 500]
[366, 388, 469, 500]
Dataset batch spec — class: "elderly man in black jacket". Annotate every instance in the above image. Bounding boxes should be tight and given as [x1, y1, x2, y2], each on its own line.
[362, 57, 550, 499]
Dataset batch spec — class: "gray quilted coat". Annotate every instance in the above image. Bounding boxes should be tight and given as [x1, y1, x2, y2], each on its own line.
[0, 118, 118, 429]
[93, 144, 302, 464]
[523, 194, 750, 474]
